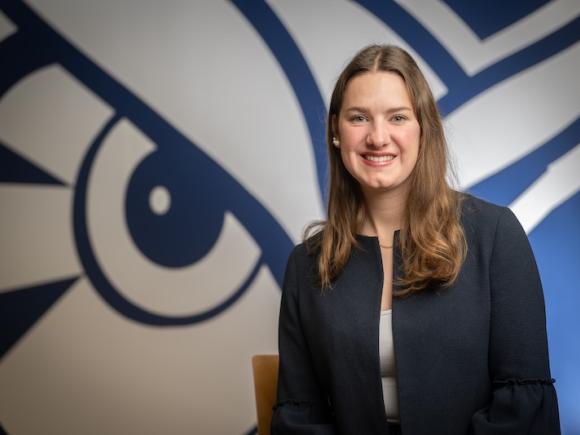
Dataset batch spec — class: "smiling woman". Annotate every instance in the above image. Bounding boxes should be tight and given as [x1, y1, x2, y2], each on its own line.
[315, 45, 466, 296]
[271, 45, 561, 435]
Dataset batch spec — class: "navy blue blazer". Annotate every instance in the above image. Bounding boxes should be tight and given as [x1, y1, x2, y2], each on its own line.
[272, 195, 560, 435]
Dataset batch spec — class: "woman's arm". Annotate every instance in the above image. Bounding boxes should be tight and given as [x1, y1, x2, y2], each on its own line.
[271, 247, 336, 435]
[470, 207, 560, 435]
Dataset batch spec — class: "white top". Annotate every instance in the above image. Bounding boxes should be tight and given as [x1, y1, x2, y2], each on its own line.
[379, 309, 400, 422]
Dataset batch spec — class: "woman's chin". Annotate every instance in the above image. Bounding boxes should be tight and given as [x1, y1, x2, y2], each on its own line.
[359, 178, 410, 196]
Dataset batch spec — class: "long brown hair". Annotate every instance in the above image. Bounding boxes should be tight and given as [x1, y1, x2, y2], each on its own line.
[305, 44, 466, 296]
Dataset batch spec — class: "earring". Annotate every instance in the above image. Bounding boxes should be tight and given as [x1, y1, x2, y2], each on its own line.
[332, 137, 340, 147]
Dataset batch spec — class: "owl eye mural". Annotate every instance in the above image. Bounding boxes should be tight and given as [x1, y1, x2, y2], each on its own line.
[0, 1, 579, 434]
[75, 114, 291, 325]
[0, 1, 294, 335]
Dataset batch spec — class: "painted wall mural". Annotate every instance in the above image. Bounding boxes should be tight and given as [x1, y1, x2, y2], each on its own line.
[0, 1, 578, 434]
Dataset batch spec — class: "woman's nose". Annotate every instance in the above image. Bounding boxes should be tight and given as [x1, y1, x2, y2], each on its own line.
[366, 121, 390, 148]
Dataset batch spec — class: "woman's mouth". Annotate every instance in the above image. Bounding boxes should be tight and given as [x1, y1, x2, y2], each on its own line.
[361, 153, 396, 166]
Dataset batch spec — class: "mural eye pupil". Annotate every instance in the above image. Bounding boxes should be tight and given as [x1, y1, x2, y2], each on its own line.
[125, 150, 224, 268]
[149, 186, 171, 215]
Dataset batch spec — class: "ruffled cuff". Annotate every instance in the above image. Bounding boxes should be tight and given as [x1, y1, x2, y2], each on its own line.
[492, 377, 556, 386]
[470, 378, 560, 435]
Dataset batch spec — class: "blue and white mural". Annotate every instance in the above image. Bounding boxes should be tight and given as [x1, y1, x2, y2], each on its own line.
[0, 1, 578, 434]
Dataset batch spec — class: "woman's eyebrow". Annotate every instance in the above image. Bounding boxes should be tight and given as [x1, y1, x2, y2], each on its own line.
[344, 106, 368, 113]
[344, 106, 413, 113]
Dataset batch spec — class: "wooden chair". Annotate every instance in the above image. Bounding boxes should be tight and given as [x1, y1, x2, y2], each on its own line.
[251, 354, 279, 435]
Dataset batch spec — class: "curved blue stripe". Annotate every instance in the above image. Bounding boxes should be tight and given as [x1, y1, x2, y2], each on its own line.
[355, 0, 469, 89]
[230, 0, 328, 201]
[468, 117, 580, 205]
[439, 16, 580, 114]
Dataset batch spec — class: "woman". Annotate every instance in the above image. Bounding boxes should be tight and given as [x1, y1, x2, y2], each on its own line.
[271, 45, 560, 435]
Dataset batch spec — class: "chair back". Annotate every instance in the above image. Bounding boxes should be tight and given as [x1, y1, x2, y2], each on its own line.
[251, 354, 279, 435]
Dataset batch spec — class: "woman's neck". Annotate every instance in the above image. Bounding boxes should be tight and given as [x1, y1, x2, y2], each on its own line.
[359, 186, 408, 244]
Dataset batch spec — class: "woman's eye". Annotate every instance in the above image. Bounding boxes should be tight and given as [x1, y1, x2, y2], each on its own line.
[392, 114, 407, 123]
[351, 115, 367, 122]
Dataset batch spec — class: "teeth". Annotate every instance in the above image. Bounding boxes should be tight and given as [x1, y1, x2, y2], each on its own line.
[364, 155, 394, 162]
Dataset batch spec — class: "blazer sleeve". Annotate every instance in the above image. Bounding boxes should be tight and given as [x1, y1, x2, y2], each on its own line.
[469, 207, 561, 435]
[271, 247, 337, 435]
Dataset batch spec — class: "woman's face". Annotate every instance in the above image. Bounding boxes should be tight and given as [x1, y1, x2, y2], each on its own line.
[336, 71, 420, 196]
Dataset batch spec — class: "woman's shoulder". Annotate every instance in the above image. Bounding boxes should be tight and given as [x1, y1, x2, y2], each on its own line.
[458, 192, 527, 246]
[459, 192, 512, 227]
[286, 230, 321, 264]
[460, 192, 505, 219]
[296, 224, 324, 256]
